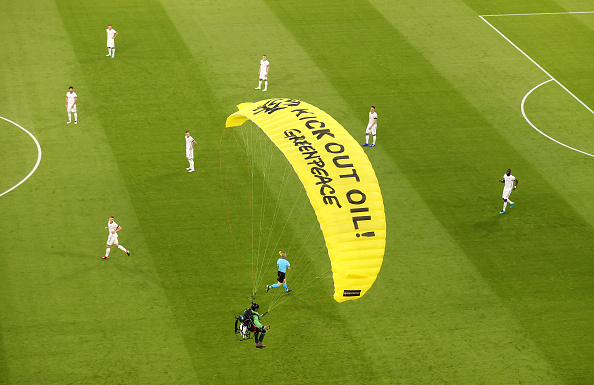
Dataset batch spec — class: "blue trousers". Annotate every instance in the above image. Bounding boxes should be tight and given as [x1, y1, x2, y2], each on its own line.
[254, 328, 266, 343]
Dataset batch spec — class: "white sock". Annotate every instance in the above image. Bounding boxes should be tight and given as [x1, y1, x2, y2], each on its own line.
[502, 201, 508, 211]
[264, 80, 268, 90]
[108, 48, 111, 55]
[117, 245, 127, 252]
[68, 112, 71, 122]
[112, 48, 115, 57]
[190, 159, 194, 169]
[372, 135, 376, 145]
[105, 247, 111, 257]
[508, 200, 514, 205]
[365, 134, 369, 144]
[74, 112, 77, 122]
[258, 80, 262, 88]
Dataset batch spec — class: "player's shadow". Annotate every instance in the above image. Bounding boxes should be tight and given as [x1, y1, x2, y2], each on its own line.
[473, 214, 503, 237]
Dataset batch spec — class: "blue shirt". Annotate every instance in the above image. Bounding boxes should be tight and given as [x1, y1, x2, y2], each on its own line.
[277, 258, 290, 273]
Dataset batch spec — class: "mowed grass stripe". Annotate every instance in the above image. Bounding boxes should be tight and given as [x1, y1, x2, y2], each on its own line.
[137, 2, 373, 382]
[165, 1, 559, 383]
[372, 0, 594, 228]
[485, 13, 594, 108]
[266, 0, 593, 382]
[1, 1, 199, 383]
[0, 119, 39, 194]
[160, 1, 409, 382]
[461, 0, 565, 16]
[523, 80, 594, 155]
[55, 0, 239, 383]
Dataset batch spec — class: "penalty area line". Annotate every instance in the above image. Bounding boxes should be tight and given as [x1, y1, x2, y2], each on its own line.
[478, 14, 594, 116]
[521, 79, 594, 158]
[480, 11, 594, 17]
[0, 116, 42, 197]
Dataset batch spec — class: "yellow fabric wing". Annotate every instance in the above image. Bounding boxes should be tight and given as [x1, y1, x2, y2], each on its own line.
[226, 98, 386, 302]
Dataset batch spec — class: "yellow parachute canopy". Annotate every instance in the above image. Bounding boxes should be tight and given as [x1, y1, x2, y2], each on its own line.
[226, 99, 386, 302]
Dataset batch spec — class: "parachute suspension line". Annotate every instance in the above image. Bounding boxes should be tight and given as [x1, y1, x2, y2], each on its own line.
[292, 219, 320, 262]
[268, 297, 333, 313]
[257, 188, 306, 307]
[268, 188, 303, 269]
[255, 133, 277, 287]
[286, 220, 324, 278]
[266, 246, 330, 312]
[288, 244, 327, 287]
[238, 122, 294, 296]
[238, 124, 258, 299]
[254, 163, 293, 290]
[266, 234, 332, 313]
[248, 157, 257, 298]
[267, 274, 332, 313]
[288, 198, 310, 253]
[224, 122, 333, 309]
[219, 128, 247, 284]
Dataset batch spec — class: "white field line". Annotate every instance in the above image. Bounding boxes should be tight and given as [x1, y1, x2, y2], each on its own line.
[521, 79, 594, 158]
[479, 14, 594, 116]
[481, 11, 594, 17]
[0, 116, 42, 197]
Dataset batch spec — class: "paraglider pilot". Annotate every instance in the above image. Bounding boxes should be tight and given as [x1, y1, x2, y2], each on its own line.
[247, 303, 270, 348]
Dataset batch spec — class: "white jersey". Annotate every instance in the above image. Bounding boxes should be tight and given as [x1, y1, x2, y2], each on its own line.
[502, 174, 516, 190]
[107, 220, 119, 234]
[186, 135, 195, 150]
[106, 29, 117, 40]
[368, 111, 378, 129]
[66, 92, 77, 107]
[259, 60, 269, 76]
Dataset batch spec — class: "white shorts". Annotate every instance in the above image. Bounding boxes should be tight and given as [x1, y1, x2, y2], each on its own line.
[107, 233, 119, 246]
[259, 74, 267, 80]
[107, 39, 115, 48]
[366, 126, 377, 135]
[186, 149, 194, 159]
[67, 105, 77, 113]
[502, 188, 512, 200]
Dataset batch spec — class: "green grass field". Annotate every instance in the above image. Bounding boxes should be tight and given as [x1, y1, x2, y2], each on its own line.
[1, 0, 593, 383]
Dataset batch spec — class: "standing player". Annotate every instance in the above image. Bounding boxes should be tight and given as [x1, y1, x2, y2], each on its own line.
[362, 106, 377, 147]
[106, 24, 118, 58]
[499, 169, 518, 214]
[65, 86, 78, 124]
[255, 55, 269, 92]
[185, 131, 197, 173]
[266, 251, 292, 293]
[102, 216, 130, 259]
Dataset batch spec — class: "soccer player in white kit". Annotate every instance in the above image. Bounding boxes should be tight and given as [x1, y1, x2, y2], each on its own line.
[106, 24, 118, 58]
[255, 55, 270, 91]
[102, 216, 130, 259]
[65, 86, 78, 124]
[499, 169, 518, 214]
[185, 131, 197, 172]
[362, 106, 377, 147]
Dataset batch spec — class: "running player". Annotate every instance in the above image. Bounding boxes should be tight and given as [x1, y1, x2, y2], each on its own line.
[255, 55, 270, 92]
[185, 131, 197, 172]
[266, 251, 292, 293]
[102, 216, 130, 259]
[362, 106, 377, 147]
[106, 24, 118, 58]
[65, 87, 77, 125]
[499, 169, 518, 214]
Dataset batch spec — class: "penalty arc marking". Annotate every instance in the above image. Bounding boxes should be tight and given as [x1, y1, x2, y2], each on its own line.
[479, 11, 594, 158]
[521, 80, 594, 158]
[0, 116, 42, 197]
